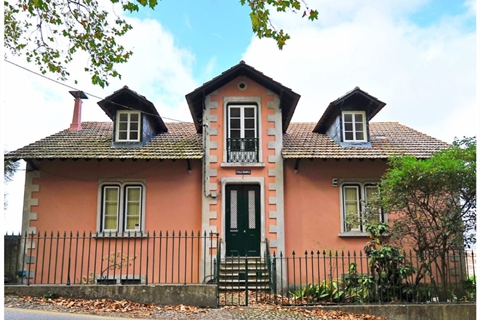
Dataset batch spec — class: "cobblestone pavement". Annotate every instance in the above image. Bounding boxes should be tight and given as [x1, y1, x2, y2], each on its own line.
[4, 295, 387, 319]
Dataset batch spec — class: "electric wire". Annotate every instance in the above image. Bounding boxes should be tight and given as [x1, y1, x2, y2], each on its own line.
[4, 59, 188, 123]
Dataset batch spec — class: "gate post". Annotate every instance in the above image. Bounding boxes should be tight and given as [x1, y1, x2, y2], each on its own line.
[245, 254, 249, 306]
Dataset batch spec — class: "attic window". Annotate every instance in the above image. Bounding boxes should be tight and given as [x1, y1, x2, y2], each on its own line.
[342, 111, 366, 142]
[116, 110, 141, 142]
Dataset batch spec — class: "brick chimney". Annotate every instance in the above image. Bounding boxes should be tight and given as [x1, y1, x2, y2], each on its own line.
[69, 90, 88, 132]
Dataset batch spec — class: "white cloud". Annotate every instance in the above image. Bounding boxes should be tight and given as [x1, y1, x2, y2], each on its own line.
[2, 0, 476, 233]
[242, 0, 476, 144]
[201, 56, 218, 82]
[269, 0, 429, 29]
[108, 17, 197, 121]
[3, 16, 198, 150]
[184, 15, 193, 30]
[2, 15, 199, 233]
[462, 0, 477, 17]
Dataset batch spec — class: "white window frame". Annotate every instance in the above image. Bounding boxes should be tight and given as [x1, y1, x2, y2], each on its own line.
[340, 182, 385, 235]
[225, 103, 259, 163]
[227, 104, 257, 140]
[102, 186, 120, 232]
[98, 181, 146, 233]
[342, 111, 367, 142]
[221, 97, 264, 166]
[115, 110, 141, 142]
[342, 185, 362, 232]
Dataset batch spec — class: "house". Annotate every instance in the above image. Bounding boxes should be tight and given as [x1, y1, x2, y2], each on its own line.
[5, 61, 449, 285]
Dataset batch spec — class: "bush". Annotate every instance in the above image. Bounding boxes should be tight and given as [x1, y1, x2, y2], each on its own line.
[291, 263, 375, 304]
[461, 275, 476, 301]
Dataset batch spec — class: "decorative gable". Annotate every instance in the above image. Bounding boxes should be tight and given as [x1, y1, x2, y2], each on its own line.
[313, 87, 386, 147]
[97, 86, 168, 147]
[185, 61, 301, 133]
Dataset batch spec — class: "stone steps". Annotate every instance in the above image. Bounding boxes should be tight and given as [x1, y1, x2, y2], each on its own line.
[218, 257, 270, 291]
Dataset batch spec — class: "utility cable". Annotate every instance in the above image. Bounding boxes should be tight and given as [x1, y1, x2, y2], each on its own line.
[4, 59, 188, 122]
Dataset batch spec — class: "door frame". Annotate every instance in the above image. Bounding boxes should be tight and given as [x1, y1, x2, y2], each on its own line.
[221, 177, 265, 258]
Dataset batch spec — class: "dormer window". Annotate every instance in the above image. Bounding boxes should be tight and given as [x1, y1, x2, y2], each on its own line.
[116, 110, 141, 142]
[342, 111, 366, 142]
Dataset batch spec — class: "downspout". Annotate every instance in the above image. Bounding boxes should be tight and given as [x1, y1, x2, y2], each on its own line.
[203, 122, 209, 198]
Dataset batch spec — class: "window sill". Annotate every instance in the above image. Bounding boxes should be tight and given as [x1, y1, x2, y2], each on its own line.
[92, 232, 148, 238]
[338, 141, 372, 148]
[338, 232, 390, 238]
[338, 232, 370, 237]
[221, 162, 265, 168]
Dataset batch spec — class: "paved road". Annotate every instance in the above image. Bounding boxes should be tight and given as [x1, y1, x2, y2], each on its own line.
[4, 306, 339, 319]
[5, 308, 134, 320]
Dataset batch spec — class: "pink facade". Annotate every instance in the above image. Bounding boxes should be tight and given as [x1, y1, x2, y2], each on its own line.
[200, 76, 285, 257]
[26, 160, 202, 234]
[284, 158, 388, 254]
[8, 61, 449, 285]
[21, 159, 206, 284]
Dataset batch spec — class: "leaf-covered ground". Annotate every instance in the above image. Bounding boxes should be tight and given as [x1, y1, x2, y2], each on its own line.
[4, 295, 388, 319]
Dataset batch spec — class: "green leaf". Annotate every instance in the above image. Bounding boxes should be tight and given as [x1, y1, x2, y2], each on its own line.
[5, 0, 318, 87]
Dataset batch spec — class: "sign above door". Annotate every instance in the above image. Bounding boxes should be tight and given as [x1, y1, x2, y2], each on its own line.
[235, 170, 251, 175]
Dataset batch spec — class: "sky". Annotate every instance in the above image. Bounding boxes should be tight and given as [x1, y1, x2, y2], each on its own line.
[1, 0, 477, 233]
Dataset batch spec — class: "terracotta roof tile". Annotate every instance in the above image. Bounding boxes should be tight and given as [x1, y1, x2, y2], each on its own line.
[282, 122, 449, 159]
[6, 122, 203, 160]
[6, 121, 449, 161]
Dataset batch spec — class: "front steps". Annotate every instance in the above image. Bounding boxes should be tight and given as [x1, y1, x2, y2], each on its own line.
[218, 257, 270, 290]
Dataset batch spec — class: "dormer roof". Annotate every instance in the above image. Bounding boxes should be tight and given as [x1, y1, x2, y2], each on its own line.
[313, 87, 386, 133]
[97, 86, 168, 133]
[186, 61, 301, 133]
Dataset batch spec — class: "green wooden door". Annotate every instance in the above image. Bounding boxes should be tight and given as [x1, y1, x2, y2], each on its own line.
[225, 185, 261, 257]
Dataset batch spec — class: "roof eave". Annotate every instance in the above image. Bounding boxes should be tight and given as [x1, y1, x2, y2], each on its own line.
[5, 155, 205, 161]
[186, 62, 300, 133]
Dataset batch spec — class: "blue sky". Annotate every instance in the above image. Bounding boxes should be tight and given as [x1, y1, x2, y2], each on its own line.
[1, 0, 477, 233]
[132, 0, 253, 81]
[411, 0, 475, 29]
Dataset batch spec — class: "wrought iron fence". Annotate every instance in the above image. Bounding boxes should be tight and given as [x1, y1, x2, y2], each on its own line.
[216, 248, 476, 306]
[4, 234, 21, 283]
[4, 231, 219, 286]
[4, 232, 476, 306]
[269, 249, 476, 305]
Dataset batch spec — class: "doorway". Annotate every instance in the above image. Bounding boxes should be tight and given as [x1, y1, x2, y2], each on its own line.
[225, 184, 261, 256]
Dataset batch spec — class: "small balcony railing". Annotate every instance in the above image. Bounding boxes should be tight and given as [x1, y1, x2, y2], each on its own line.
[227, 138, 259, 163]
